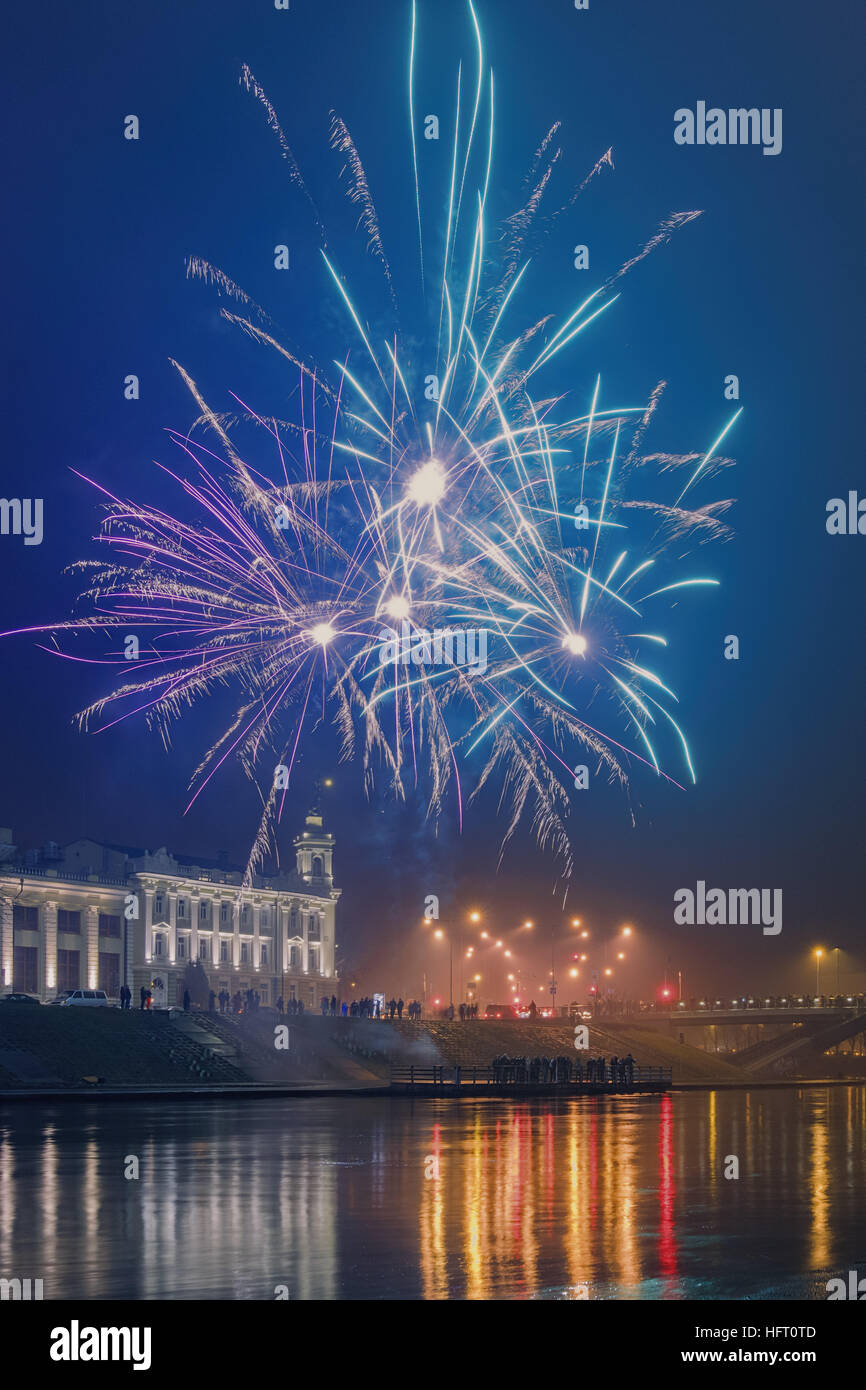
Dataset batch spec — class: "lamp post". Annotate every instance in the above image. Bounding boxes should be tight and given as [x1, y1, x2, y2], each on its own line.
[815, 948, 823, 998]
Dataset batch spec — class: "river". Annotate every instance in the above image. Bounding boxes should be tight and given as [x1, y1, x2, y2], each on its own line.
[1, 1088, 863, 1300]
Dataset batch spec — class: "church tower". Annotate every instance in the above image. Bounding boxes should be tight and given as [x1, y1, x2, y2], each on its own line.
[293, 808, 335, 888]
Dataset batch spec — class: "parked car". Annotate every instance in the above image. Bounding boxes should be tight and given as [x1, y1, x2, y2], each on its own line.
[61, 989, 109, 1007]
[484, 1003, 518, 1020]
[0, 992, 40, 1005]
[47, 990, 75, 1006]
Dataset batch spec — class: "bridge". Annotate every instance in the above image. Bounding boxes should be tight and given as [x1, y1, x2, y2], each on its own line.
[635, 1003, 866, 1027]
[626, 1002, 866, 1075]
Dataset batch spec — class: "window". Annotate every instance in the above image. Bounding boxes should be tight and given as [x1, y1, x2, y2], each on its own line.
[259, 984, 269, 1004]
[57, 949, 80, 991]
[308, 915, 321, 942]
[199, 939, 209, 961]
[178, 899, 186, 920]
[260, 910, 269, 929]
[240, 905, 251, 931]
[13, 946, 38, 993]
[309, 947, 320, 973]
[220, 902, 230, 924]
[177, 936, 187, 959]
[154, 934, 164, 957]
[13, 905, 38, 932]
[312, 855, 324, 878]
[290, 946, 300, 968]
[240, 942, 249, 964]
[98, 953, 120, 998]
[98, 914, 121, 938]
[57, 909, 81, 934]
[290, 910, 298, 935]
[154, 894, 164, 917]
[261, 944, 268, 966]
[199, 901, 209, 921]
[220, 940, 228, 963]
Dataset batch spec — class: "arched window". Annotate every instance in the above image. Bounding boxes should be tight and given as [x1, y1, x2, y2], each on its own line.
[311, 855, 324, 878]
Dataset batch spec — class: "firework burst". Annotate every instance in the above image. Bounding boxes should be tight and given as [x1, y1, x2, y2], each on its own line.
[7, 0, 741, 886]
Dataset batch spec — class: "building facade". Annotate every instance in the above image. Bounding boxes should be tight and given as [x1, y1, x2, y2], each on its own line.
[0, 809, 340, 1008]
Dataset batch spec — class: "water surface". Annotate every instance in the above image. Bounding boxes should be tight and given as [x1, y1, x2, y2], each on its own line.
[1, 1088, 863, 1299]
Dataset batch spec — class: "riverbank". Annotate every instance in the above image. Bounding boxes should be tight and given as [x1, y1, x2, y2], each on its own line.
[1, 1076, 862, 1104]
[1, 1007, 860, 1102]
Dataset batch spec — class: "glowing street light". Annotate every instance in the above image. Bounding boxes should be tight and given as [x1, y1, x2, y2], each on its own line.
[814, 947, 824, 996]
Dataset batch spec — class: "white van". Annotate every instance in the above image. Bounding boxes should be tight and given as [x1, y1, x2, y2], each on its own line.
[61, 989, 109, 1008]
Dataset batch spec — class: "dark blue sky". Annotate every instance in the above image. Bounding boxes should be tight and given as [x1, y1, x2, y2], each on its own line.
[3, 0, 864, 1000]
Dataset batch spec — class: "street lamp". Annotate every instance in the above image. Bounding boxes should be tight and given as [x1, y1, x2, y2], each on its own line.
[814, 948, 823, 998]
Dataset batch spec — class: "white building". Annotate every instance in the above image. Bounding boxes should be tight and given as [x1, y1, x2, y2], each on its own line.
[0, 809, 340, 1008]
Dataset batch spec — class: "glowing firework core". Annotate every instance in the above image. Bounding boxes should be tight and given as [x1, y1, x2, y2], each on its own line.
[562, 632, 588, 656]
[384, 595, 411, 620]
[407, 460, 446, 507]
[310, 622, 336, 647]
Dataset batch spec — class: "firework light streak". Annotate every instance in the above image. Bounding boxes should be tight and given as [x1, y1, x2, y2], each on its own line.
[7, 1, 740, 884]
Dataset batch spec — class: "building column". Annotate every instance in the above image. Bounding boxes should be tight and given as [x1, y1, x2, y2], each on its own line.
[253, 903, 261, 975]
[190, 891, 200, 964]
[210, 900, 219, 968]
[42, 900, 58, 998]
[166, 890, 177, 964]
[86, 906, 99, 990]
[1, 895, 13, 991]
[142, 888, 154, 965]
[232, 900, 241, 970]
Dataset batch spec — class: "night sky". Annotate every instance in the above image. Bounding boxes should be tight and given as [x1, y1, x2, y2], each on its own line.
[3, 0, 864, 1003]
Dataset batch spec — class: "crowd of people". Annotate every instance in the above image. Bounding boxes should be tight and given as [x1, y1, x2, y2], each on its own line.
[490, 1053, 636, 1086]
[212, 988, 265, 1015]
[325, 997, 424, 1020]
[437, 1002, 479, 1020]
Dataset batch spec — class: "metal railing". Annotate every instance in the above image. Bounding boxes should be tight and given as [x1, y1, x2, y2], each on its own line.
[390, 1063, 672, 1091]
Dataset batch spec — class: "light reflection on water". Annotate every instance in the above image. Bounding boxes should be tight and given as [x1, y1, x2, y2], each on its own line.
[0, 1088, 863, 1300]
